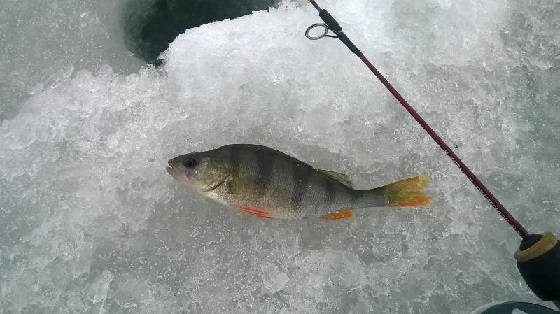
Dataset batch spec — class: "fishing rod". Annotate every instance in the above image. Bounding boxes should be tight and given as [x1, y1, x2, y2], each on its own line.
[304, 0, 559, 309]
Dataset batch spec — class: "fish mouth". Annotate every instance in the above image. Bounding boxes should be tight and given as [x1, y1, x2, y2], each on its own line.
[166, 160, 174, 176]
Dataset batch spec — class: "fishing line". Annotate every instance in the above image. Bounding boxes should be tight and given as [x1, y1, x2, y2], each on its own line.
[304, 0, 530, 240]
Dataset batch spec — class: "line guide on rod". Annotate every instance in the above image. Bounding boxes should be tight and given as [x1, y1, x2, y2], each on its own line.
[304, 0, 529, 239]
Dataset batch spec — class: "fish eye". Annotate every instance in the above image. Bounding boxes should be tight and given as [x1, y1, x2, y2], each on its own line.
[183, 158, 198, 168]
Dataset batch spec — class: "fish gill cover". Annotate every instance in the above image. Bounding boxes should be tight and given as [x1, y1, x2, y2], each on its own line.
[0, 0, 559, 312]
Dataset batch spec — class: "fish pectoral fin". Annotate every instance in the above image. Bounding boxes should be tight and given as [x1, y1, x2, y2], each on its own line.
[204, 176, 228, 192]
[238, 206, 275, 219]
[322, 209, 355, 220]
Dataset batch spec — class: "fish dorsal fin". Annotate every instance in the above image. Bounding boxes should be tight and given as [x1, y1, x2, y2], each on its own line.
[318, 169, 352, 188]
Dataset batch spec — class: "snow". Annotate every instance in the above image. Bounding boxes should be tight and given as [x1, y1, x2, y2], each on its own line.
[1, 0, 559, 312]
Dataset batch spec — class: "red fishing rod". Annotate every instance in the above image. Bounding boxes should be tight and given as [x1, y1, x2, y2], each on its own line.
[304, 0, 559, 307]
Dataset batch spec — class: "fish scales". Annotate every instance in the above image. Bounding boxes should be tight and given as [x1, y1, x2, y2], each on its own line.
[167, 144, 432, 220]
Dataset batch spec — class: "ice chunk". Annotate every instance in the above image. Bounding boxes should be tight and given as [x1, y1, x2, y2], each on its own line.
[262, 264, 290, 293]
[92, 271, 114, 306]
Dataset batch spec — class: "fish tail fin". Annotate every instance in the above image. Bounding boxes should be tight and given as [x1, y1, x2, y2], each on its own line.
[382, 176, 432, 208]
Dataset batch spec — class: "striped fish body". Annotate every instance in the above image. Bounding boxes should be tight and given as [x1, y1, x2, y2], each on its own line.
[167, 144, 431, 220]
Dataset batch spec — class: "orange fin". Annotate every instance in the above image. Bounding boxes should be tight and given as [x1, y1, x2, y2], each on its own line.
[385, 176, 432, 208]
[238, 206, 275, 219]
[393, 198, 432, 207]
[322, 209, 355, 220]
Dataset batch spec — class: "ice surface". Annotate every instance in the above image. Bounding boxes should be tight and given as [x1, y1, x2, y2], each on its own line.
[1, 0, 559, 313]
[122, 0, 280, 63]
[0, 0, 144, 121]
